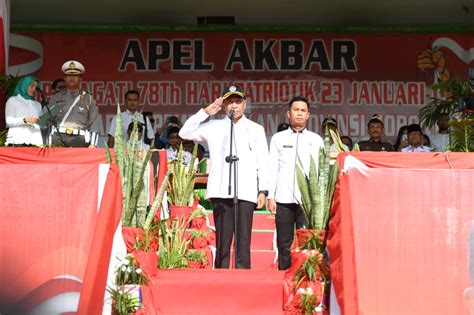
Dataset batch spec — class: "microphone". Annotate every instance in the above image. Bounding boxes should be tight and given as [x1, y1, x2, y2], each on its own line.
[36, 86, 48, 107]
[229, 109, 236, 119]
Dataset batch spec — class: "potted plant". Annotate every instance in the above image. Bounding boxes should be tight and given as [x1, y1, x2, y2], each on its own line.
[295, 127, 339, 249]
[157, 217, 190, 269]
[106, 105, 170, 253]
[285, 127, 339, 313]
[109, 254, 147, 315]
[108, 285, 142, 315]
[418, 78, 474, 152]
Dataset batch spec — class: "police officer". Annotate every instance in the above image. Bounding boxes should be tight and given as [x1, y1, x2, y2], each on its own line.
[358, 114, 394, 151]
[49, 60, 100, 147]
[267, 96, 324, 270]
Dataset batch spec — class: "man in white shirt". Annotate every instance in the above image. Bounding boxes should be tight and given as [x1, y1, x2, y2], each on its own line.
[401, 124, 432, 152]
[107, 90, 154, 148]
[179, 85, 269, 269]
[430, 113, 450, 151]
[267, 96, 324, 270]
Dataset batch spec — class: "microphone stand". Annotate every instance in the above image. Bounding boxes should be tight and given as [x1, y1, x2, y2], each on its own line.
[38, 89, 65, 145]
[225, 110, 239, 269]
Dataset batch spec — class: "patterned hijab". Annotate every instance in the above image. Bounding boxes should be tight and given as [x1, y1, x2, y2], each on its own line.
[13, 75, 40, 100]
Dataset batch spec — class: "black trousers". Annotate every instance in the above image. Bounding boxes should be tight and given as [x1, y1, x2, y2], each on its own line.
[276, 202, 307, 270]
[51, 133, 88, 147]
[211, 198, 256, 269]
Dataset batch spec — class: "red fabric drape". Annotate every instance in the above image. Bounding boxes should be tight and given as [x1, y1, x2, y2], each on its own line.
[0, 148, 121, 314]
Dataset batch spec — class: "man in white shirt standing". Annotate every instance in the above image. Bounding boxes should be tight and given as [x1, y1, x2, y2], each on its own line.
[430, 113, 450, 151]
[267, 96, 324, 270]
[107, 90, 154, 148]
[179, 85, 269, 269]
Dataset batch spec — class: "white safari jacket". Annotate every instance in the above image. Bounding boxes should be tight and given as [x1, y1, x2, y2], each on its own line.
[268, 128, 324, 203]
[179, 109, 270, 203]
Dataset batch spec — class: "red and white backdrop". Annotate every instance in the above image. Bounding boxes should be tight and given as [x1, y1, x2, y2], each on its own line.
[0, 148, 122, 314]
[7, 32, 474, 141]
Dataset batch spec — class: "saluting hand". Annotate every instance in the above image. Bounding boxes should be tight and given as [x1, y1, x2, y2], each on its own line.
[204, 97, 224, 116]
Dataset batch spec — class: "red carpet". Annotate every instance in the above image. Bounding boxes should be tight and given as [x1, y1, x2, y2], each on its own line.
[141, 269, 285, 314]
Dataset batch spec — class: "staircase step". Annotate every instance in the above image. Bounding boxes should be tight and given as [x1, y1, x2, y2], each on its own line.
[250, 230, 275, 250]
[205, 210, 276, 230]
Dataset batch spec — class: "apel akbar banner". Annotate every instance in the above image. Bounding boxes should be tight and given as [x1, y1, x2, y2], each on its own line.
[8, 32, 474, 142]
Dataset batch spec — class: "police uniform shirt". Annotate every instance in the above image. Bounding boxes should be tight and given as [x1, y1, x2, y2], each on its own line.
[49, 89, 100, 133]
[179, 109, 269, 203]
[401, 145, 432, 152]
[268, 128, 324, 203]
[358, 139, 394, 152]
[108, 110, 155, 141]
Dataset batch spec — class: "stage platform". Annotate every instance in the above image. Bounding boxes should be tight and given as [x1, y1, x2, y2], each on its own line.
[140, 269, 285, 314]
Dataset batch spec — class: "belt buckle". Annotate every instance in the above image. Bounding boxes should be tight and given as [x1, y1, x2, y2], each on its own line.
[65, 128, 74, 135]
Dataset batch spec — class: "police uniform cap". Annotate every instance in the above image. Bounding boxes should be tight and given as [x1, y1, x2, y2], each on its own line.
[368, 114, 384, 127]
[61, 60, 85, 75]
[222, 85, 245, 99]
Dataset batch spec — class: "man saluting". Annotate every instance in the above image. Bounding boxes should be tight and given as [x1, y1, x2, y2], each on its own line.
[179, 85, 270, 269]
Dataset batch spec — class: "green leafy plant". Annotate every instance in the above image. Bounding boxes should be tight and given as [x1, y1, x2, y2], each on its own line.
[447, 118, 474, 152]
[0, 73, 21, 97]
[419, 78, 471, 129]
[419, 78, 474, 152]
[106, 104, 170, 227]
[297, 287, 318, 315]
[296, 128, 339, 232]
[294, 251, 330, 285]
[190, 229, 210, 240]
[157, 218, 191, 269]
[0, 130, 7, 146]
[184, 249, 208, 264]
[114, 254, 147, 285]
[108, 285, 141, 315]
[167, 144, 198, 206]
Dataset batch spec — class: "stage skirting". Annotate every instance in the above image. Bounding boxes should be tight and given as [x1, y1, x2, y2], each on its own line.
[329, 152, 474, 315]
[0, 148, 122, 314]
[140, 269, 285, 315]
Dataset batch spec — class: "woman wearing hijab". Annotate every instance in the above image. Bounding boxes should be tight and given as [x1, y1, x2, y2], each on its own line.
[5, 75, 43, 146]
